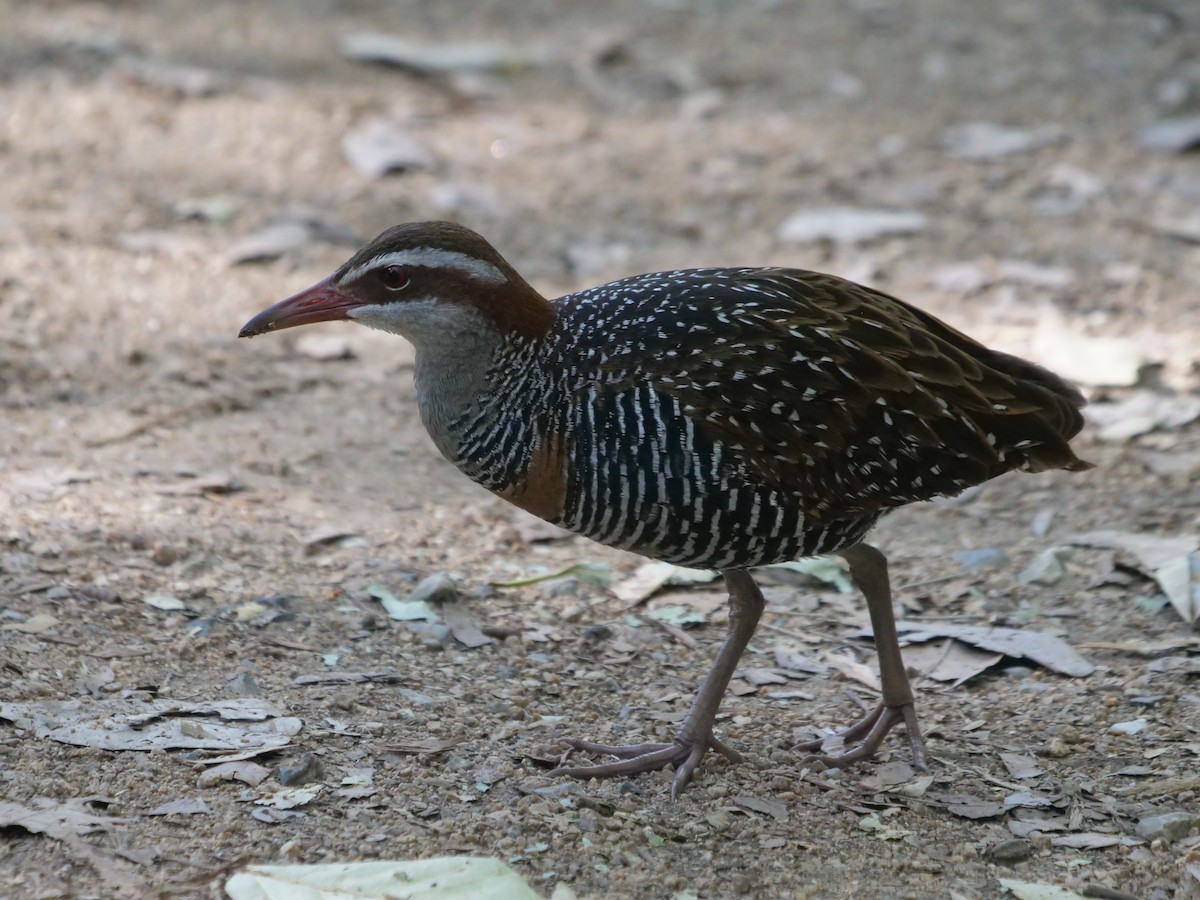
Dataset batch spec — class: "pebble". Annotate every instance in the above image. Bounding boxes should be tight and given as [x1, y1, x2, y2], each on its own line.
[940, 121, 1059, 159]
[341, 118, 433, 178]
[228, 673, 262, 698]
[1046, 737, 1071, 758]
[408, 622, 453, 649]
[1136, 811, 1198, 843]
[706, 811, 732, 832]
[1016, 548, 1066, 586]
[408, 573, 459, 605]
[1136, 115, 1200, 153]
[545, 577, 581, 598]
[954, 547, 1010, 570]
[988, 838, 1034, 864]
[777, 206, 927, 245]
[278, 753, 324, 786]
[578, 808, 600, 833]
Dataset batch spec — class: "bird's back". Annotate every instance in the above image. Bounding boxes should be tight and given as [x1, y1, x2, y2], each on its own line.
[459, 267, 1090, 568]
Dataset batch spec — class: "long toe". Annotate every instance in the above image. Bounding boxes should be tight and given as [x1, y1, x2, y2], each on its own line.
[552, 734, 743, 795]
[794, 703, 884, 753]
[798, 702, 927, 770]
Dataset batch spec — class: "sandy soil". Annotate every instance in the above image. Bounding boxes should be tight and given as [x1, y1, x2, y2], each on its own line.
[2, 1, 1199, 897]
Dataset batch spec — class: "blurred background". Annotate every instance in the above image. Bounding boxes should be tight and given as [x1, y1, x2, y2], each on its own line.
[2, 1, 1199, 897]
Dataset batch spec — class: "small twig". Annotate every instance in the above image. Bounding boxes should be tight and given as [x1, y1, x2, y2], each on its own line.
[39, 634, 82, 647]
[894, 572, 966, 592]
[650, 617, 698, 648]
[757, 621, 824, 642]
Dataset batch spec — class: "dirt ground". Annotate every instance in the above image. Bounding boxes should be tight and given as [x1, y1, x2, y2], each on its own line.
[2, 0, 1200, 897]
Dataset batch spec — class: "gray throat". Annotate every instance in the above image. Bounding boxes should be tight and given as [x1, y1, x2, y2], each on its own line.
[411, 329, 499, 463]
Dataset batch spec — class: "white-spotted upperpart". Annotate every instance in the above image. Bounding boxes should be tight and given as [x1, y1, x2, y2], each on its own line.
[430, 265, 1090, 571]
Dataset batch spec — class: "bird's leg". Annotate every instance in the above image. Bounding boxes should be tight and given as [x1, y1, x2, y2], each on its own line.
[554, 569, 765, 797]
[796, 542, 928, 770]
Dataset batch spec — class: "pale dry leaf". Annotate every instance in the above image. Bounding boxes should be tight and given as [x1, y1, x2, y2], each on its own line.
[340, 33, 548, 74]
[998, 879, 1087, 900]
[1, 612, 60, 634]
[226, 857, 541, 900]
[1000, 753, 1044, 780]
[736, 668, 789, 687]
[732, 796, 789, 822]
[1064, 530, 1198, 623]
[146, 798, 210, 816]
[341, 118, 433, 178]
[886, 622, 1094, 677]
[859, 762, 917, 792]
[823, 653, 881, 691]
[1029, 316, 1144, 387]
[1049, 833, 1122, 849]
[0, 698, 297, 752]
[196, 761, 270, 787]
[302, 526, 366, 551]
[0, 798, 128, 839]
[778, 207, 926, 245]
[1085, 391, 1200, 442]
[439, 602, 492, 648]
[901, 639, 1003, 686]
[611, 561, 717, 604]
[255, 785, 322, 810]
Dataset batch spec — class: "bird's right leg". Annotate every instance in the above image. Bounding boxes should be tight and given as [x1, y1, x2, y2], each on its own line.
[796, 542, 927, 769]
[553, 569, 764, 797]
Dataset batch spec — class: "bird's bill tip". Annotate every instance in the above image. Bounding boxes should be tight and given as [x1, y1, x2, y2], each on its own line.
[238, 277, 357, 338]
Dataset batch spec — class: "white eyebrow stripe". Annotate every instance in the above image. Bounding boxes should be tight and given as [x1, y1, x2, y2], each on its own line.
[340, 248, 506, 286]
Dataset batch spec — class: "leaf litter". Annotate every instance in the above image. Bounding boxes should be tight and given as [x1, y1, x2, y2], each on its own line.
[0, 698, 300, 752]
[1071, 530, 1199, 623]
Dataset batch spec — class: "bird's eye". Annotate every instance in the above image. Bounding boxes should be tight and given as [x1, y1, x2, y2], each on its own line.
[379, 265, 410, 291]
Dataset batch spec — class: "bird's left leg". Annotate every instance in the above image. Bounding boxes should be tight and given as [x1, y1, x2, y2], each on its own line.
[796, 542, 927, 769]
[554, 569, 764, 797]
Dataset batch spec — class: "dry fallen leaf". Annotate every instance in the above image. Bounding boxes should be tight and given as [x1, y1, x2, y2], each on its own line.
[1, 612, 60, 634]
[883, 622, 1095, 677]
[1000, 753, 1044, 781]
[440, 602, 493, 648]
[0, 698, 298, 752]
[1064, 530, 1198, 623]
[732, 795, 789, 823]
[146, 798, 210, 816]
[226, 857, 541, 900]
[255, 786, 322, 810]
[0, 798, 128, 839]
[998, 878, 1088, 900]
[901, 638, 1004, 686]
[611, 561, 718, 604]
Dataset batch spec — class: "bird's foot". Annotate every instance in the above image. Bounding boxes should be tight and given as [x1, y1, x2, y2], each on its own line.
[795, 701, 927, 770]
[553, 733, 743, 798]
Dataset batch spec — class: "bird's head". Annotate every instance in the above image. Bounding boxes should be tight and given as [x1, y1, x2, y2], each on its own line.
[238, 221, 554, 346]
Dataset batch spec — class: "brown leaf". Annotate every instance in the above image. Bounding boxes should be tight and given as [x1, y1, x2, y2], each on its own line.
[383, 738, 464, 756]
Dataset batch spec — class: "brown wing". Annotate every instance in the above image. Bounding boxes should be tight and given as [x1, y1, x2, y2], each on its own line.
[661, 269, 1092, 517]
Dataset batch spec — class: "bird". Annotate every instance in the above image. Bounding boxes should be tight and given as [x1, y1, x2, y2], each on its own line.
[240, 221, 1092, 797]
